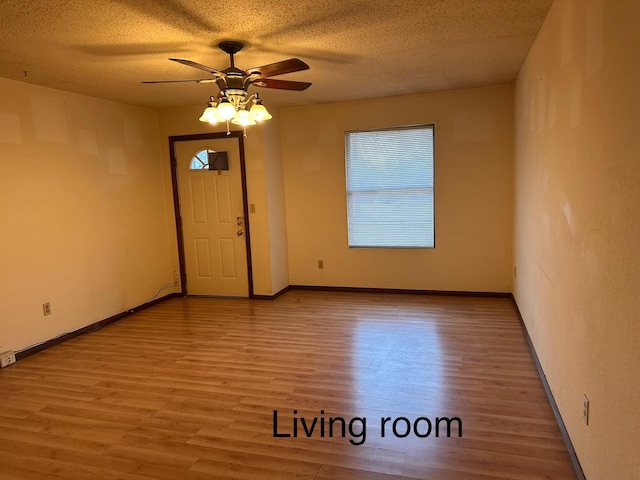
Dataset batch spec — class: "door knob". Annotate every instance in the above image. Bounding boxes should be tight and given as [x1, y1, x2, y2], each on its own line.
[237, 229, 244, 237]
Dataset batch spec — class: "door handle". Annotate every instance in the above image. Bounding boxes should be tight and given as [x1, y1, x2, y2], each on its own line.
[237, 229, 244, 237]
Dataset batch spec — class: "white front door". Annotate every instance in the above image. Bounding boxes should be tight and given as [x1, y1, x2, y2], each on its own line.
[175, 137, 249, 297]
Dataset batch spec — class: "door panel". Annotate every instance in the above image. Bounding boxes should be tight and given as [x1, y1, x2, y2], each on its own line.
[195, 238, 212, 278]
[175, 138, 248, 297]
[219, 238, 236, 278]
[189, 177, 208, 223]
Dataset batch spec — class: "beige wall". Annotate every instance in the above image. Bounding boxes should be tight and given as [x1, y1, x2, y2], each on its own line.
[261, 115, 290, 294]
[280, 85, 514, 292]
[157, 106, 289, 296]
[0, 78, 175, 353]
[514, 1, 640, 478]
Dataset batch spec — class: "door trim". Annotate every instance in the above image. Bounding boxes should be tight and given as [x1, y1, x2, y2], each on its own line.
[168, 131, 254, 297]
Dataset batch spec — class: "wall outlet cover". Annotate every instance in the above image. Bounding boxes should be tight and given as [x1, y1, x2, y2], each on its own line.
[0, 350, 16, 368]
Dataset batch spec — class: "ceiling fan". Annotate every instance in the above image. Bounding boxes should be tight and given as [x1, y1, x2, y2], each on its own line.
[143, 41, 311, 131]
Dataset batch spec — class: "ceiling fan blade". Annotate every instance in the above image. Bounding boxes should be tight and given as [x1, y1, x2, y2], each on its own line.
[169, 58, 224, 77]
[253, 78, 312, 91]
[141, 79, 217, 84]
[247, 58, 309, 78]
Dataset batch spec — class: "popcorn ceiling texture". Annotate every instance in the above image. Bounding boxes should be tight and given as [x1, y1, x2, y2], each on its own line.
[0, 0, 552, 109]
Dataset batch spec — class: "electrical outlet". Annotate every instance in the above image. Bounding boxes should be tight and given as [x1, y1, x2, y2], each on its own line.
[43, 302, 52, 316]
[583, 395, 589, 425]
[318, 260, 324, 269]
[0, 351, 16, 368]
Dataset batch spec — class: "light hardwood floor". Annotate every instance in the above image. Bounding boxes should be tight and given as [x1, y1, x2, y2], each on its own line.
[0, 291, 577, 479]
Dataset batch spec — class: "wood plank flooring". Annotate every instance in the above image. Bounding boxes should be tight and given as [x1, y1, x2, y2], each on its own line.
[0, 291, 577, 479]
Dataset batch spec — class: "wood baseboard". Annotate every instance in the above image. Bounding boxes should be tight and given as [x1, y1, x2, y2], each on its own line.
[288, 284, 512, 298]
[511, 295, 587, 480]
[251, 285, 292, 300]
[15, 293, 181, 361]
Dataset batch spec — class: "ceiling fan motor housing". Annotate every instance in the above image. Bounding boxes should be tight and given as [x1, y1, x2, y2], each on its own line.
[218, 40, 244, 55]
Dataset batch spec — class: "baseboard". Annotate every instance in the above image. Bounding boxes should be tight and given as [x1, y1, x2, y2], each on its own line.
[288, 284, 512, 298]
[15, 293, 181, 361]
[511, 296, 586, 480]
[251, 285, 292, 300]
[203, 285, 510, 300]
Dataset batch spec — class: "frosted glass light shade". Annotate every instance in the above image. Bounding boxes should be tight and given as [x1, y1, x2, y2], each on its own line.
[217, 99, 236, 120]
[249, 102, 272, 121]
[231, 109, 256, 126]
[199, 105, 223, 123]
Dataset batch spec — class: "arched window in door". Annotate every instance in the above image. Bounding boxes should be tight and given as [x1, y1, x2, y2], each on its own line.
[189, 149, 229, 171]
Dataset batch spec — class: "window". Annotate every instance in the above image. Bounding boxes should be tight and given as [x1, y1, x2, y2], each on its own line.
[189, 149, 229, 171]
[345, 125, 434, 248]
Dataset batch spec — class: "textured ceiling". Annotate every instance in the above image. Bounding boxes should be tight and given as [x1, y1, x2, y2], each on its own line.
[0, 0, 553, 110]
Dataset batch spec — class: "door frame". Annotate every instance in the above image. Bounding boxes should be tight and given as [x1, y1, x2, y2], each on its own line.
[168, 131, 254, 297]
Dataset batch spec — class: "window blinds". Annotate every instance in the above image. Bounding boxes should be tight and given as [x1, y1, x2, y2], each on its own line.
[345, 125, 434, 248]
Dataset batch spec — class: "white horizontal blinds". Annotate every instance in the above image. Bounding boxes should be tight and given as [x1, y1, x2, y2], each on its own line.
[346, 126, 434, 248]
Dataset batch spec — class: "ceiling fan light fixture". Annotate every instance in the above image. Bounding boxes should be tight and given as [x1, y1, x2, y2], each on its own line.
[199, 97, 224, 123]
[144, 41, 310, 134]
[231, 109, 257, 126]
[217, 96, 237, 120]
[199, 106, 224, 123]
[249, 96, 272, 121]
